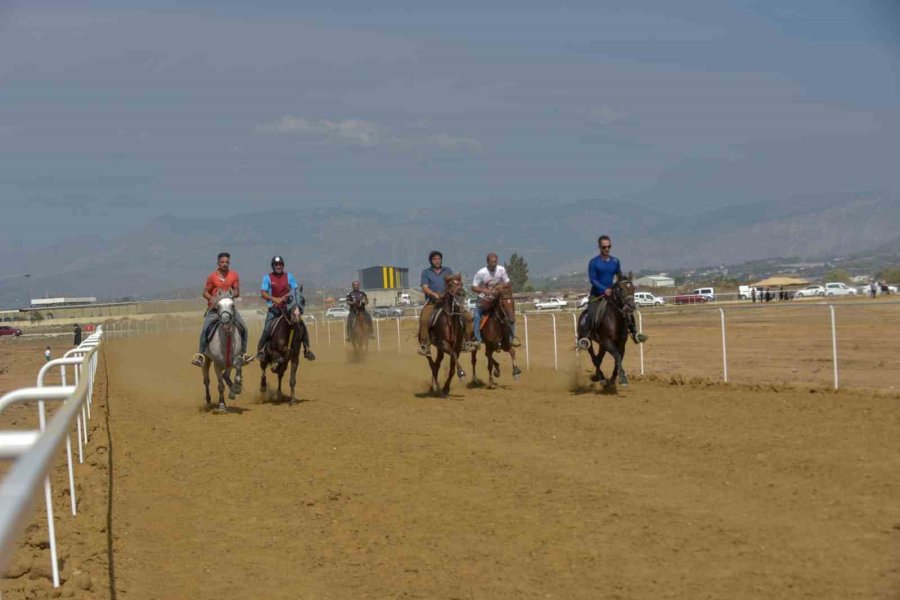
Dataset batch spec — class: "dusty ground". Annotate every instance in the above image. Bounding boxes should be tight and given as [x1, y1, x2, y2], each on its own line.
[2, 299, 900, 599]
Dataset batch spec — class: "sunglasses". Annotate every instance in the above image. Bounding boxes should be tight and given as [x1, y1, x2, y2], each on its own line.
[600, 245, 611, 249]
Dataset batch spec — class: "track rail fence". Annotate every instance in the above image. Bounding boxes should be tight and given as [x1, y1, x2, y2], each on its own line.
[0, 327, 104, 588]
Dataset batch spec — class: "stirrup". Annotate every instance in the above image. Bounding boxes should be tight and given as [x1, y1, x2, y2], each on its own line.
[417, 344, 430, 356]
[462, 341, 478, 353]
[510, 337, 521, 348]
[576, 338, 591, 350]
[191, 353, 205, 367]
[240, 353, 255, 364]
[634, 332, 648, 343]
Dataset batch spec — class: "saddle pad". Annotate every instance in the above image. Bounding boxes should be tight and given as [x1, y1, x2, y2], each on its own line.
[429, 306, 444, 329]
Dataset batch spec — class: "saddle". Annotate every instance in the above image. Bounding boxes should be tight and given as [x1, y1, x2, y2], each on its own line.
[585, 296, 610, 330]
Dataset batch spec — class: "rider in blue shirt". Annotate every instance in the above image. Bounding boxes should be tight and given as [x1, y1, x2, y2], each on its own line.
[577, 235, 647, 349]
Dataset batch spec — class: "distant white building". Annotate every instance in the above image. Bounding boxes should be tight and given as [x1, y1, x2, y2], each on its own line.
[634, 275, 675, 288]
[30, 297, 97, 308]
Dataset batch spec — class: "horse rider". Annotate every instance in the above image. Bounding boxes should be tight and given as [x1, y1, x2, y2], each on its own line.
[576, 235, 647, 350]
[471, 252, 521, 348]
[255, 255, 315, 361]
[417, 250, 476, 356]
[345, 280, 375, 342]
[191, 252, 252, 367]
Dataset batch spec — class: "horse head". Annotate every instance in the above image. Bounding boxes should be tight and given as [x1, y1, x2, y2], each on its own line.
[215, 290, 236, 327]
[614, 272, 637, 312]
[289, 302, 303, 325]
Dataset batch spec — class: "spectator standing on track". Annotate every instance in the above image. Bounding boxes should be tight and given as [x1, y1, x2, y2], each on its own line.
[73, 323, 82, 346]
[44, 346, 51, 362]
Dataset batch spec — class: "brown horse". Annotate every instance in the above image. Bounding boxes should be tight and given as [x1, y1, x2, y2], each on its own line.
[424, 274, 468, 397]
[348, 304, 371, 353]
[259, 303, 309, 404]
[471, 283, 522, 387]
[579, 273, 637, 389]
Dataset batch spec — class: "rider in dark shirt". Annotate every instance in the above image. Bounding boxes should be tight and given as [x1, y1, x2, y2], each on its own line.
[345, 280, 375, 341]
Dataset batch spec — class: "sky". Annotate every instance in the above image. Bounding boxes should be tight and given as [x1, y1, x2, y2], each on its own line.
[1, 0, 898, 251]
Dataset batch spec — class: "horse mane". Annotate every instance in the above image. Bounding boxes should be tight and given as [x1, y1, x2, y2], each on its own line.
[444, 273, 462, 284]
[494, 282, 513, 297]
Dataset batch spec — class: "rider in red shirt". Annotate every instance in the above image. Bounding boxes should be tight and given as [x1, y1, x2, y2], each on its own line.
[191, 252, 252, 367]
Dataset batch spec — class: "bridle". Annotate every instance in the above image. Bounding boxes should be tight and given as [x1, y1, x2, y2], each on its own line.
[608, 279, 636, 317]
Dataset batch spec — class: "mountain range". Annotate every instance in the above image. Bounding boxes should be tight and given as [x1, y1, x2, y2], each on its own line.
[1, 191, 898, 307]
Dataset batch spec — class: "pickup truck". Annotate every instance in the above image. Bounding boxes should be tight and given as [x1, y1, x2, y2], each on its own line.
[533, 297, 568, 310]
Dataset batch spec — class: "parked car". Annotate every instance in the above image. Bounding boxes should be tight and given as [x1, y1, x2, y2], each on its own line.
[673, 292, 710, 305]
[824, 282, 857, 297]
[577, 295, 589, 308]
[634, 292, 665, 307]
[533, 297, 568, 310]
[794, 285, 825, 298]
[325, 307, 350, 319]
[397, 293, 412, 306]
[0, 325, 22, 337]
[373, 307, 402, 318]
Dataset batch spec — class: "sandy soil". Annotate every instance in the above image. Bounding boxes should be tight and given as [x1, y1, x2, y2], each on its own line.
[2, 299, 900, 599]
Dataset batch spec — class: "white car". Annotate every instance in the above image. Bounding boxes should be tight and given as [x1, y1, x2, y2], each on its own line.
[794, 285, 825, 298]
[325, 306, 350, 319]
[533, 297, 568, 310]
[634, 292, 665, 307]
[824, 282, 857, 297]
[690, 287, 715, 301]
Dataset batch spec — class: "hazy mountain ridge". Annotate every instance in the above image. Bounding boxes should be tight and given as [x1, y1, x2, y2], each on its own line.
[1, 192, 897, 306]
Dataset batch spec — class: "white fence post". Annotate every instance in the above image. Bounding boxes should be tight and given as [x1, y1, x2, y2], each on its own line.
[376, 319, 381, 351]
[829, 305, 839, 390]
[342, 320, 346, 348]
[523, 314, 530, 370]
[550, 313, 558, 371]
[719, 308, 728, 383]
[396, 318, 402, 354]
[326, 319, 332, 347]
[637, 310, 644, 375]
[571, 312, 578, 345]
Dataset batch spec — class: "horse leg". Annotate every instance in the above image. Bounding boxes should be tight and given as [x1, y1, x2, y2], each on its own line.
[615, 336, 629, 387]
[600, 338, 624, 389]
[441, 346, 457, 397]
[232, 351, 243, 394]
[509, 346, 521, 380]
[224, 367, 236, 400]
[587, 344, 607, 384]
[427, 352, 442, 395]
[287, 356, 299, 405]
[470, 344, 479, 384]
[259, 359, 268, 392]
[486, 347, 496, 388]
[214, 364, 227, 412]
[202, 358, 211, 405]
[276, 367, 284, 403]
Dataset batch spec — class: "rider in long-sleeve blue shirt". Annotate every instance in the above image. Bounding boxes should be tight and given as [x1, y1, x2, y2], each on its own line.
[577, 235, 647, 349]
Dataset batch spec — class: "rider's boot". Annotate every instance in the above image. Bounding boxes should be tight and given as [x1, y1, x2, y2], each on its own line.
[191, 353, 205, 368]
[461, 339, 478, 353]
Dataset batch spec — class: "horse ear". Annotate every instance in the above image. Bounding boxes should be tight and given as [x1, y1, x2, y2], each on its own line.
[215, 289, 223, 298]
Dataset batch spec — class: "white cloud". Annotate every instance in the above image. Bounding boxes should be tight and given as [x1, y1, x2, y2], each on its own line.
[255, 116, 386, 147]
[427, 133, 482, 151]
[256, 116, 482, 151]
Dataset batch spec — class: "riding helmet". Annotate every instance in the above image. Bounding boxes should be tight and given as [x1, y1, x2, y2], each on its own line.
[271, 255, 285, 269]
[428, 250, 443, 262]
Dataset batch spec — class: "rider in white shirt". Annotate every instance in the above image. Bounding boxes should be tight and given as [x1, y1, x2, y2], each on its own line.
[471, 253, 521, 347]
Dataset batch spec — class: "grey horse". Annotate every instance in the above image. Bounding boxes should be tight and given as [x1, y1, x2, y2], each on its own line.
[202, 291, 248, 412]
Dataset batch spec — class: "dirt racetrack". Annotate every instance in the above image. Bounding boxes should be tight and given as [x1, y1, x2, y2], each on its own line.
[90, 324, 900, 600]
[3, 302, 900, 599]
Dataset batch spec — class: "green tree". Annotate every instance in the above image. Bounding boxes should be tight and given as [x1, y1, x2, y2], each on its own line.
[505, 253, 530, 290]
[875, 266, 900, 283]
[823, 268, 851, 283]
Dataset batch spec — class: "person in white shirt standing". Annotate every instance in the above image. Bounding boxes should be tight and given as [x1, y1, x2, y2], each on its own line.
[471, 253, 521, 348]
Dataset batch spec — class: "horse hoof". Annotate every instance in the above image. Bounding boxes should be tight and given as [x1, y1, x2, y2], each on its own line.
[288, 399, 297, 406]
[492, 367, 500, 378]
[215, 404, 227, 414]
[233, 382, 242, 395]
[590, 374, 602, 383]
[228, 391, 236, 400]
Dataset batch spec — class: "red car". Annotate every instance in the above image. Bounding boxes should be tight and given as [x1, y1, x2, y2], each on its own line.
[673, 293, 710, 306]
[0, 325, 22, 337]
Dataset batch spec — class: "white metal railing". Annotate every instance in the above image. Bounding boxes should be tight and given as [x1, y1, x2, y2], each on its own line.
[0, 327, 103, 588]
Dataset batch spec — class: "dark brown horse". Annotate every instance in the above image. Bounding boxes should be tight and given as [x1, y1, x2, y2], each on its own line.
[259, 303, 308, 404]
[424, 274, 467, 397]
[348, 304, 371, 353]
[471, 283, 522, 387]
[580, 273, 637, 389]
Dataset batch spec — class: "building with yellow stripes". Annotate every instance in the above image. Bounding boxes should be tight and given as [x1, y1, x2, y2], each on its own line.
[358, 265, 409, 291]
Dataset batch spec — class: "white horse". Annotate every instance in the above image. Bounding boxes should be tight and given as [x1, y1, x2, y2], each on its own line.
[202, 291, 247, 413]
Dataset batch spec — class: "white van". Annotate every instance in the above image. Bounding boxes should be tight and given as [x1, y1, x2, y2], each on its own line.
[690, 287, 715, 301]
[634, 292, 665, 307]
